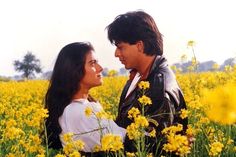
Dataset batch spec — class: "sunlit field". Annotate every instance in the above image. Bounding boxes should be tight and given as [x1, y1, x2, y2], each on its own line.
[1, 67, 236, 156]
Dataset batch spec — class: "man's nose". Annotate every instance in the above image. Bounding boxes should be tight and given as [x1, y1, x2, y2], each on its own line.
[114, 48, 120, 57]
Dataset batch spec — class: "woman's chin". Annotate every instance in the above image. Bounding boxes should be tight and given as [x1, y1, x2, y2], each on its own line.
[95, 81, 103, 87]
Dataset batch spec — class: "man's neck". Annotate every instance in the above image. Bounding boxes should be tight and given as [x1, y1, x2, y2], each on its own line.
[136, 55, 156, 76]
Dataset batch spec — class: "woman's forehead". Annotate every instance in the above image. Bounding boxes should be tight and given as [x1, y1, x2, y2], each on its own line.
[86, 50, 98, 60]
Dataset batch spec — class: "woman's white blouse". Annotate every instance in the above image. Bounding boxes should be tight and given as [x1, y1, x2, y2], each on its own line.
[58, 99, 126, 152]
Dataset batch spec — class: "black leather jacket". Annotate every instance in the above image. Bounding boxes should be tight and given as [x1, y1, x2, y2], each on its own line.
[115, 55, 188, 153]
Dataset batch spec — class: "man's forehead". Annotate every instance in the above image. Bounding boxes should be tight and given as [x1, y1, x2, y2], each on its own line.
[115, 41, 123, 46]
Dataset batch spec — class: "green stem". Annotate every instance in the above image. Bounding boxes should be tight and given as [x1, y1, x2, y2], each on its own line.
[43, 121, 49, 157]
[191, 46, 198, 71]
[73, 127, 107, 136]
[150, 112, 173, 118]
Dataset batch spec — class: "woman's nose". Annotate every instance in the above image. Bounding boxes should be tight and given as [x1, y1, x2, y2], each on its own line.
[97, 63, 103, 72]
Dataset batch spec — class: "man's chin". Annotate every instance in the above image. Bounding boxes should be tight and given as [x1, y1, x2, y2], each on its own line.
[124, 65, 131, 70]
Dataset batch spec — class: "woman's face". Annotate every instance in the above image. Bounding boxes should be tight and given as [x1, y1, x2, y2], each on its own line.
[80, 51, 103, 90]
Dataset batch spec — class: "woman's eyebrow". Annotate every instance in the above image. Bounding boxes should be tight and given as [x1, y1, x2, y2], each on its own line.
[88, 59, 97, 64]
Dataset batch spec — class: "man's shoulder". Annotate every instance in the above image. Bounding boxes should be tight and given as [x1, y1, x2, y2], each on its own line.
[151, 64, 178, 89]
[148, 66, 182, 98]
[148, 67, 173, 88]
[147, 72, 165, 100]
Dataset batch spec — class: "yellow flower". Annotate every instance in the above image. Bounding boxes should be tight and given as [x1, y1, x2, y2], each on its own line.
[63, 143, 74, 155]
[199, 117, 210, 125]
[63, 132, 74, 143]
[138, 95, 152, 106]
[138, 81, 150, 90]
[36, 154, 45, 157]
[4, 127, 24, 140]
[134, 115, 149, 127]
[187, 40, 196, 47]
[180, 109, 189, 119]
[93, 144, 101, 152]
[84, 107, 93, 117]
[202, 83, 236, 124]
[146, 153, 153, 157]
[149, 128, 156, 138]
[29, 134, 41, 145]
[233, 146, 236, 152]
[226, 138, 234, 145]
[224, 65, 232, 72]
[68, 151, 81, 157]
[74, 140, 85, 150]
[212, 63, 219, 70]
[162, 124, 183, 135]
[128, 107, 140, 119]
[186, 125, 196, 137]
[209, 141, 224, 156]
[96, 110, 110, 119]
[126, 123, 141, 140]
[6, 153, 15, 157]
[5, 119, 17, 127]
[101, 134, 123, 151]
[55, 154, 66, 157]
[163, 134, 190, 156]
[126, 152, 136, 157]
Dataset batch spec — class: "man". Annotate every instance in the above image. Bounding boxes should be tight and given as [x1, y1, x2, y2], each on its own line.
[106, 11, 188, 154]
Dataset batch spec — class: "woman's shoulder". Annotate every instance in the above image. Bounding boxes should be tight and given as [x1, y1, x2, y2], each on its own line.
[64, 99, 102, 114]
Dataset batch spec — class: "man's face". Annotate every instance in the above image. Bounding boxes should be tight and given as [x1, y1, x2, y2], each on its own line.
[114, 42, 141, 70]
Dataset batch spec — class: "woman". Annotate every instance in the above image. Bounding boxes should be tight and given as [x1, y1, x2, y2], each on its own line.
[45, 42, 126, 154]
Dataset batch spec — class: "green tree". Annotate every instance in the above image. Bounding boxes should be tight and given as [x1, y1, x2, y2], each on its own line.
[13, 51, 42, 79]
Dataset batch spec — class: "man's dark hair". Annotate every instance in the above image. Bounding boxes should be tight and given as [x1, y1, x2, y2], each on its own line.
[106, 10, 163, 56]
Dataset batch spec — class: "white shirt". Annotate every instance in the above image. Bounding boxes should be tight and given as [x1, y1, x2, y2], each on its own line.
[58, 99, 126, 152]
[126, 72, 141, 98]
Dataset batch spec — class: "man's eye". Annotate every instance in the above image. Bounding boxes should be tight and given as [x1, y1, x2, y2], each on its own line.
[118, 46, 122, 50]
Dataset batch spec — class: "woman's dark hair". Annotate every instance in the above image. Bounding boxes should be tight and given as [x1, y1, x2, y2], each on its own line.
[45, 42, 94, 149]
[106, 10, 163, 56]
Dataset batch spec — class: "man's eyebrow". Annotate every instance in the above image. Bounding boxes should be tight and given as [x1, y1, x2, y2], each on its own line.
[115, 41, 120, 46]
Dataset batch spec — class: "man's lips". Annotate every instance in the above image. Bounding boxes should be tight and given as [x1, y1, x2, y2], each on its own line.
[120, 60, 125, 64]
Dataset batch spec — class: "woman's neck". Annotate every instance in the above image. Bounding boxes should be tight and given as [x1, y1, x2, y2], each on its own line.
[73, 88, 89, 100]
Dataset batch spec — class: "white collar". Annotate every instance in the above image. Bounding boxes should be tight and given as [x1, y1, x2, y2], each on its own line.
[72, 98, 89, 103]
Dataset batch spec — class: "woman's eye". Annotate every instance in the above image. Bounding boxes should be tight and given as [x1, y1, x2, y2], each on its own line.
[90, 60, 97, 66]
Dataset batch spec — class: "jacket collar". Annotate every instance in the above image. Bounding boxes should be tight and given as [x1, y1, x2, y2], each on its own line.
[148, 55, 168, 76]
[128, 55, 167, 81]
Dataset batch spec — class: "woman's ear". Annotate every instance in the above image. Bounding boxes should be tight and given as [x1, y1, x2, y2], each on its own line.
[136, 40, 144, 53]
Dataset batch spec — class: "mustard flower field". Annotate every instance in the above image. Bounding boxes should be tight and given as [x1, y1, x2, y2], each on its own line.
[1, 67, 236, 156]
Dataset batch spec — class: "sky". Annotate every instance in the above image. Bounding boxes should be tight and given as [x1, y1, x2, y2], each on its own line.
[0, 0, 236, 76]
